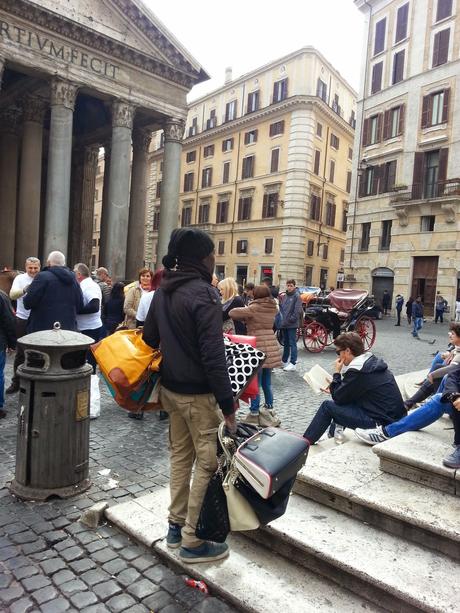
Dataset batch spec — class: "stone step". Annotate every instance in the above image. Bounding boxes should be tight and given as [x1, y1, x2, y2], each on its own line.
[372, 418, 460, 495]
[294, 436, 460, 560]
[247, 493, 460, 613]
[105, 487, 382, 612]
[394, 368, 428, 400]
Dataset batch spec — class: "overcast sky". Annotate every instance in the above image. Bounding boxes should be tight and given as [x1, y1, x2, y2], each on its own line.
[145, 0, 365, 101]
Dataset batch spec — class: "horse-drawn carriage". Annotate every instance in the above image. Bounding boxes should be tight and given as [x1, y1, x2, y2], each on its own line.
[302, 288, 376, 353]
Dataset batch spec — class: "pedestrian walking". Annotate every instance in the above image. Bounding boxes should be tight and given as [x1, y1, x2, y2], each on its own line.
[394, 294, 404, 326]
[6, 257, 40, 394]
[0, 289, 16, 418]
[411, 296, 424, 337]
[406, 297, 414, 325]
[143, 227, 236, 564]
[23, 251, 83, 332]
[279, 279, 303, 371]
[229, 284, 282, 427]
[435, 291, 447, 323]
[74, 263, 105, 373]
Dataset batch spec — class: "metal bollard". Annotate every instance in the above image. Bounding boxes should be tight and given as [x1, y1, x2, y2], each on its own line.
[10, 323, 94, 501]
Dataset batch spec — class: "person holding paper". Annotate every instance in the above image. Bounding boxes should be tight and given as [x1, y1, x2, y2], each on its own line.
[303, 332, 405, 444]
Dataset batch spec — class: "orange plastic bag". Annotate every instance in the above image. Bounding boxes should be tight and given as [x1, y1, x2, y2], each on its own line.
[91, 329, 161, 392]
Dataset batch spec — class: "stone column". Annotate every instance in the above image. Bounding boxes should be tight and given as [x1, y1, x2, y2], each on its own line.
[0, 107, 21, 267]
[43, 78, 78, 259]
[157, 118, 185, 266]
[15, 96, 47, 268]
[105, 101, 134, 281]
[126, 128, 151, 280]
[0, 56, 5, 89]
[80, 145, 99, 265]
[98, 144, 111, 267]
[68, 147, 85, 267]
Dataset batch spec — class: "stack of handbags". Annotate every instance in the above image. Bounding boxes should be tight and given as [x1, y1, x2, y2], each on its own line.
[91, 329, 162, 412]
[196, 422, 309, 542]
[223, 334, 265, 402]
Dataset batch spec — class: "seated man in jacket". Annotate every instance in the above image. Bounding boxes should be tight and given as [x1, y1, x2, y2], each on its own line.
[303, 332, 406, 444]
[443, 366, 460, 468]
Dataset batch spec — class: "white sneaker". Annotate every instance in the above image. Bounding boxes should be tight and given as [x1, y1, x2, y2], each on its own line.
[354, 426, 389, 445]
[283, 363, 296, 371]
[281, 361, 288, 368]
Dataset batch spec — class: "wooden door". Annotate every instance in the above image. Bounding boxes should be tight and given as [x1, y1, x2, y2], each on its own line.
[411, 257, 438, 314]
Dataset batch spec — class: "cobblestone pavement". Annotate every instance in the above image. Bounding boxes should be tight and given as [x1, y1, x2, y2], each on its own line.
[0, 315, 450, 612]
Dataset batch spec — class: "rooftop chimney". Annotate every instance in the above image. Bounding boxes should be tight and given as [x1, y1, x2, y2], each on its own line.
[225, 67, 232, 84]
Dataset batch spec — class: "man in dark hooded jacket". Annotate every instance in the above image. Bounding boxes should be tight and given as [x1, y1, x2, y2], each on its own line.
[143, 228, 235, 565]
[303, 332, 405, 443]
[23, 251, 83, 332]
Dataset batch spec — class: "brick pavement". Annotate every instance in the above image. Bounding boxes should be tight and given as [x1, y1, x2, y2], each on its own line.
[0, 315, 449, 612]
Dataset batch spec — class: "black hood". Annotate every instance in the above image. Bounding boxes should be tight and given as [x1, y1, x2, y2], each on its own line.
[46, 266, 76, 285]
[355, 353, 388, 374]
[160, 269, 202, 294]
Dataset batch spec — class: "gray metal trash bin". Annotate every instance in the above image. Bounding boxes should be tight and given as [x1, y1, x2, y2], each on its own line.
[10, 323, 94, 501]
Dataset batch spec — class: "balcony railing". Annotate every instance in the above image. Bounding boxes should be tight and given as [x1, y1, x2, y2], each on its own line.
[390, 178, 460, 204]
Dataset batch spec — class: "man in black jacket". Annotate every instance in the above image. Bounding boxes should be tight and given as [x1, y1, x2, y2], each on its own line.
[303, 332, 405, 444]
[0, 290, 17, 418]
[143, 228, 235, 565]
[23, 251, 83, 333]
[440, 368, 460, 468]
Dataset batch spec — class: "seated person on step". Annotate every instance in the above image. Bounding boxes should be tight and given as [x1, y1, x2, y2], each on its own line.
[303, 332, 406, 445]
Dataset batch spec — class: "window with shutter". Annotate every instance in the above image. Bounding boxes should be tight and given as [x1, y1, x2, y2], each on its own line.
[436, 0, 453, 22]
[218, 240, 225, 255]
[374, 18, 386, 54]
[222, 138, 233, 152]
[307, 240, 314, 257]
[342, 209, 348, 231]
[325, 201, 336, 227]
[244, 130, 258, 145]
[395, 3, 409, 42]
[322, 244, 329, 259]
[369, 114, 381, 144]
[380, 220, 392, 250]
[392, 49, 405, 84]
[310, 194, 321, 221]
[216, 201, 229, 224]
[316, 78, 327, 101]
[348, 147, 353, 160]
[247, 91, 260, 114]
[201, 167, 212, 188]
[317, 122, 323, 137]
[222, 162, 230, 184]
[265, 238, 274, 254]
[313, 150, 321, 175]
[340, 249, 345, 263]
[156, 181, 161, 198]
[346, 171, 352, 193]
[183, 172, 194, 192]
[262, 193, 278, 218]
[305, 266, 313, 286]
[236, 239, 248, 254]
[329, 160, 335, 184]
[269, 121, 285, 137]
[203, 145, 215, 158]
[362, 117, 370, 146]
[238, 197, 252, 220]
[371, 62, 383, 94]
[420, 216, 435, 232]
[273, 78, 288, 103]
[412, 152, 424, 199]
[225, 100, 237, 122]
[381, 160, 397, 193]
[330, 134, 340, 149]
[186, 150, 196, 163]
[432, 28, 450, 67]
[198, 203, 210, 224]
[242, 156, 255, 179]
[181, 207, 192, 227]
[360, 223, 371, 251]
[153, 209, 160, 231]
[270, 149, 280, 173]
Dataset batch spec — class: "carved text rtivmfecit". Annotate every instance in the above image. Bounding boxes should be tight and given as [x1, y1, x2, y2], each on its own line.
[0, 19, 119, 79]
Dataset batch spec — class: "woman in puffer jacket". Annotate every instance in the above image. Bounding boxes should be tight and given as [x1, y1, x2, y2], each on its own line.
[229, 284, 282, 427]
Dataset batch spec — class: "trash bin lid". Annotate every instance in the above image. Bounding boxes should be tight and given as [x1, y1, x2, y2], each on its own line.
[18, 322, 95, 348]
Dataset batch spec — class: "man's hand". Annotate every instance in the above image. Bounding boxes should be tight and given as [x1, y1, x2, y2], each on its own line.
[335, 357, 344, 373]
[6, 347, 15, 355]
[224, 412, 237, 434]
[453, 397, 460, 412]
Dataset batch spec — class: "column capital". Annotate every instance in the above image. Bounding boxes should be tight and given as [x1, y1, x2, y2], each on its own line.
[163, 118, 185, 143]
[85, 144, 100, 167]
[50, 78, 79, 110]
[133, 128, 152, 153]
[22, 95, 47, 123]
[0, 106, 21, 134]
[112, 100, 135, 129]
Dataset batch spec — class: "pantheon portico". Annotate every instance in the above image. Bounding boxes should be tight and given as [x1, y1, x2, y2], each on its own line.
[0, 0, 207, 280]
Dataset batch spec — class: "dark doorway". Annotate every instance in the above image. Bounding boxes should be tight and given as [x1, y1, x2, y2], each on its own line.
[236, 265, 248, 286]
[371, 268, 394, 309]
[412, 256, 438, 313]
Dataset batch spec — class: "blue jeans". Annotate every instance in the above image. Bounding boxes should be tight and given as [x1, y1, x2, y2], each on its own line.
[281, 327, 298, 364]
[303, 399, 377, 443]
[435, 309, 444, 323]
[412, 317, 423, 336]
[0, 350, 6, 408]
[429, 353, 444, 373]
[250, 369, 273, 412]
[386, 392, 452, 437]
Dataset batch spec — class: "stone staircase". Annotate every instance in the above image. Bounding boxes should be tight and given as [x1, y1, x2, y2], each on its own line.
[105, 418, 460, 612]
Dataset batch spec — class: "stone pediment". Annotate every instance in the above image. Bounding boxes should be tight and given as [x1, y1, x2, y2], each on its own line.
[9, 0, 207, 86]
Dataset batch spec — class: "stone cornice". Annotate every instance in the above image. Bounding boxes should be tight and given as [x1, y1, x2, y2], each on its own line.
[183, 96, 355, 146]
[2, 0, 203, 89]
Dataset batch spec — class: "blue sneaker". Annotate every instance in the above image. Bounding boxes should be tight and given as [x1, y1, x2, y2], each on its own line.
[166, 523, 182, 549]
[179, 541, 229, 564]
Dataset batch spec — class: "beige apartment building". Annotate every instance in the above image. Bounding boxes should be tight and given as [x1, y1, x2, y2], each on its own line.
[348, 0, 460, 312]
[142, 48, 356, 289]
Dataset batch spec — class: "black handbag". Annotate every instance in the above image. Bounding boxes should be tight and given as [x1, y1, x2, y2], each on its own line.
[195, 462, 230, 543]
[233, 475, 296, 525]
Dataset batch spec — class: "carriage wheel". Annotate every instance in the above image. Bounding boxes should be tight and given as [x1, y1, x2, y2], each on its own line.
[303, 321, 328, 353]
[356, 317, 376, 350]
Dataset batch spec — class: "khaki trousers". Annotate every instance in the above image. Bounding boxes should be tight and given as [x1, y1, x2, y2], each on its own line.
[160, 386, 221, 548]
